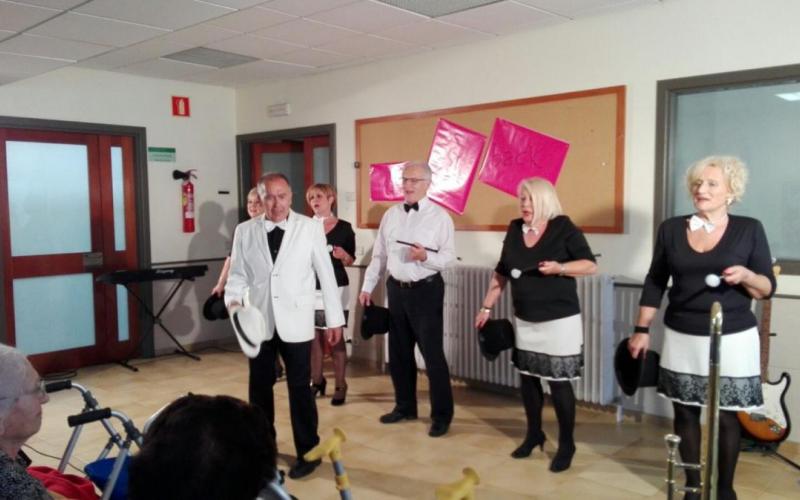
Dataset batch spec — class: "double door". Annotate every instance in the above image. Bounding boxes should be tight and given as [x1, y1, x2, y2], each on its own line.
[0, 128, 138, 374]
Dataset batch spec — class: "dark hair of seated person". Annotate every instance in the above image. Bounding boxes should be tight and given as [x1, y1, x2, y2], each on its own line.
[128, 394, 276, 500]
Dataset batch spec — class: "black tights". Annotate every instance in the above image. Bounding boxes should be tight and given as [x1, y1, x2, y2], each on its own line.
[672, 403, 741, 500]
[520, 374, 576, 448]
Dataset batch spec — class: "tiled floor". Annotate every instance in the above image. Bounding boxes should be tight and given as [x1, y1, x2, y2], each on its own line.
[27, 349, 800, 499]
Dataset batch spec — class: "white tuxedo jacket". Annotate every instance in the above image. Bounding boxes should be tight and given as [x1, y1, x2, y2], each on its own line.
[225, 211, 345, 343]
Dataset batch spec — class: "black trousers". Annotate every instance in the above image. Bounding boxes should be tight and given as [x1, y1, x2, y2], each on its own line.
[249, 334, 319, 458]
[387, 274, 454, 423]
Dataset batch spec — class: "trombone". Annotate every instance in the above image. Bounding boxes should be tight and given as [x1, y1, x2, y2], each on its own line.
[665, 301, 722, 500]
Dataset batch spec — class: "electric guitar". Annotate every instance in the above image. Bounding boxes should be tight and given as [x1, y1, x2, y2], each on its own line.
[737, 266, 792, 444]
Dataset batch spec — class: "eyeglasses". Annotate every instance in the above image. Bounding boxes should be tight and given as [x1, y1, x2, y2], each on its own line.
[0, 379, 47, 402]
[402, 177, 430, 185]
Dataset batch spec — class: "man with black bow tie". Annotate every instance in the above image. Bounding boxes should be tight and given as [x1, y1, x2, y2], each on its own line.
[359, 161, 456, 437]
[226, 172, 344, 479]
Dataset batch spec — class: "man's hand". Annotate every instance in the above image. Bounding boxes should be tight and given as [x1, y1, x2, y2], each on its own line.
[326, 326, 343, 345]
[359, 291, 372, 306]
[227, 301, 242, 314]
[408, 243, 427, 262]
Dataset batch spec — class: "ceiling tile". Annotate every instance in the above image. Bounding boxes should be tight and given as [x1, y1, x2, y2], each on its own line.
[0, 0, 61, 32]
[185, 59, 315, 86]
[9, 0, 85, 9]
[308, 0, 427, 33]
[438, 1, 561, 35]
[378, 19, 494, 48]
[250, 18, 357, 47]
[195, 0, 270, 8]
[271, 47, 361, 67]
[515, 0, 639, 17]
[207, 6, 295, 32]
[117, 58, 211, 80]
[316, 33, 413, 58]
[157, 23, 240, 46]
[77, 38, 191, 70]
[0, 51, 72, 74]
[30, 12, 169, 46]
[0, 33, 111, 61]
[262, 0, 359, 17]
[75, 0, 234, 31]
[207, 34, 301, 59]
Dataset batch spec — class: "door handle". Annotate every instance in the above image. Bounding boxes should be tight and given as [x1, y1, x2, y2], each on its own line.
[82, 252, 104, 269]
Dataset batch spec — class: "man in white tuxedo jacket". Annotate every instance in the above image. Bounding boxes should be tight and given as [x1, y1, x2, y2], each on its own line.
[226, 172, 344, 479]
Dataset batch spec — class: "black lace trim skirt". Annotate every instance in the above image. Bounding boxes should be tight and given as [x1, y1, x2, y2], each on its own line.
[657, 326, 762, 411]
[512, 314, 583, 381]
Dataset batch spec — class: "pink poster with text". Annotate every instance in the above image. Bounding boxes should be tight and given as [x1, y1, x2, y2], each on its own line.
[479, 118, 570, 196]
[426, 118, 486, 214]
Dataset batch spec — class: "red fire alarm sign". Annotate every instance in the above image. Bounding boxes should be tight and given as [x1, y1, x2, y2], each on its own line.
[172, 96, 190, 117]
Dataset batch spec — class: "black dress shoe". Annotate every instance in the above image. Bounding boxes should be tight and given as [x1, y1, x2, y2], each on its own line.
[511, 432, 546, 459]
[379, 409, 417, 424]
[428, 421, 450, 437]
[288, 458, 321, 479]
[549, 444, 576, 473]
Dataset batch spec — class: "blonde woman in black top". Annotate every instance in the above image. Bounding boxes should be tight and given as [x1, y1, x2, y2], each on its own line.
[306, 184, 356, 406]
[629, 156, 775, 500]
[476, 177, 597, 472]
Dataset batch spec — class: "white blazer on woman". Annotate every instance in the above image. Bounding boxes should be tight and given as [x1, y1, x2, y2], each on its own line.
[225, 211, 345, 343]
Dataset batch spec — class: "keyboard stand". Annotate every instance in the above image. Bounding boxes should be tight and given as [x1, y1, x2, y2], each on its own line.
[118, 277, 201, 372]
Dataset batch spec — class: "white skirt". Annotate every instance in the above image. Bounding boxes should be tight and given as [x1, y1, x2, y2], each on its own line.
[658, 326, 762, 411]
[314, 286, 351, 341]
[512, 314, 583, 381]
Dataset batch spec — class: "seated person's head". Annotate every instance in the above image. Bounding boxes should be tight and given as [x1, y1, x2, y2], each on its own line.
[0, 343, 48, 455]
[129, 394, 276, 500]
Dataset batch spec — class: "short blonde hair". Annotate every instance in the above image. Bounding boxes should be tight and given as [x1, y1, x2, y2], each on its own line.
[518, 177, 563, 224]
[306, 183, 336, 203]
[246, 187, 259, 200]
[685, 156, 748, 204]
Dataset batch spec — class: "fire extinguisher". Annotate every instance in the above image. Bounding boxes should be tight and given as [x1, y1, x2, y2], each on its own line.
[174, 169, 197, 233]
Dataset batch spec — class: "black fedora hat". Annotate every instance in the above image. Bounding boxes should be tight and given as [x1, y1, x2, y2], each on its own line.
[614, 338, 660, 396]
[361, 304, 390, 340]
[478, 319, 515, 361]
[203, 293, 229, 321]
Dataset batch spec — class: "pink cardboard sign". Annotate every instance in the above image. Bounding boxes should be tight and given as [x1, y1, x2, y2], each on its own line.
[479, 118, 570, 196]
[426, 118, 487, 215]
[369, 161, 406, 201]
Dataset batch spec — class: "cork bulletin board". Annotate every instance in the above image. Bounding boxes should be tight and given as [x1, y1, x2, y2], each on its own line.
[355, 86, 625, 233]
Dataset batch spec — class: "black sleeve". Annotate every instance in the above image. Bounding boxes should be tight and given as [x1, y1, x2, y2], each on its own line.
[563, 217, 596, 261]
[494, 222, 515, 277]
[640, 221, 671, 307]
[747, 219, 777, 298]
[341, 221, 356, 258]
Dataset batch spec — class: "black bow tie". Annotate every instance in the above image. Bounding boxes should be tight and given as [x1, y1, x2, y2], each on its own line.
[404, 202, 419, 213]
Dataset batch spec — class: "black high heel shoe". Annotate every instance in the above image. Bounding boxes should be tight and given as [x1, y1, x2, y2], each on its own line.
[549, 443, 576, 472]
[331, 385, 347, 406]
[511, 433, 546, 459]
[311, 378, 327, 397]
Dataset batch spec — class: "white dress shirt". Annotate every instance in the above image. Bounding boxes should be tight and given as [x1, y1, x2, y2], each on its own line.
[361, 197, 456, 293]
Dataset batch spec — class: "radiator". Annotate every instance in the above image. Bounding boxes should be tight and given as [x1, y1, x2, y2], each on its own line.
[422, 266, 617, 405]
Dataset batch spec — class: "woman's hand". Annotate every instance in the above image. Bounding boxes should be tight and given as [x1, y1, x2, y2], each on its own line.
[537, 260, 561, 275]
[721, 265, 754, 286]
[628, 333, 650, 359]
[211, 283, 225, 297]
[331, 245, 351, 263]
[475, 309, 490, 329]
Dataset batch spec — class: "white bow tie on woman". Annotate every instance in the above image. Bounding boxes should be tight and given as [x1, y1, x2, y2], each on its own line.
[521, 224, 540, 235]
[265, 219, 287, 233]
[688, 214, 718, 233]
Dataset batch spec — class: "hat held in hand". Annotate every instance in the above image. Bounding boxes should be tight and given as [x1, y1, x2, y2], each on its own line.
[614, 338, 660, 396]
[203, 293, 229, 321]
[478, 319, 515, 361]
[230, 304, 271, 358]
[361, 304, 390, 340]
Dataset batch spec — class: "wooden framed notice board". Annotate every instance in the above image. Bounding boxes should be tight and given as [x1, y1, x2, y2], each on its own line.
[355, 85, 625, 233]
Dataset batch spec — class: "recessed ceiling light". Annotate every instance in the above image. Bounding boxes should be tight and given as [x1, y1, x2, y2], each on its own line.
[775, 92, 800, 101]
[374, 0, 503, 18]
[162, 47, 259, 69]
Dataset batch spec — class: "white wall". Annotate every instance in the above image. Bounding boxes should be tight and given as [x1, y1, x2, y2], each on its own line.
[0, 67, 240, 348]
[235, 0, 800, 440]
